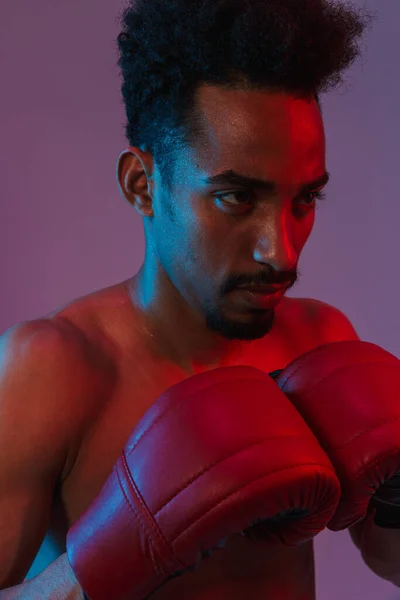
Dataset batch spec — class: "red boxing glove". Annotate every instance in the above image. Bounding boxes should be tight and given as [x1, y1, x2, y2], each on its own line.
[274, 340, 400, 530]
[67, 365, 340, 600]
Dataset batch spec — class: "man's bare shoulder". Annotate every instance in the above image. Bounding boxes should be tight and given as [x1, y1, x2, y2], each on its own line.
[3, 290, 121, 422]
[0, 316, 113, 486]
[2, 313, 115, 406]
[2, 316, 96, 367]
[46, 279, 136, 353]
[281, 296, 359, 343]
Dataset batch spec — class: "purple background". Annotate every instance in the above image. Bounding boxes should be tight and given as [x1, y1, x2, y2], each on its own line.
[1, 0, 399, 597]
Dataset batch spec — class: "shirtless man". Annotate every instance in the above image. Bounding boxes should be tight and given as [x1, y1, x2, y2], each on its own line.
[1, 1, 389, 598]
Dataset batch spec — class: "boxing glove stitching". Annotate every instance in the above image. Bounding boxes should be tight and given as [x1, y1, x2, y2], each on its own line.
[159, 459, 336, 544]
[116, 450, 185, 574]
[151, 435, 326, 516]
[340, 448, 400, 486]
[333, 415, 400, 453]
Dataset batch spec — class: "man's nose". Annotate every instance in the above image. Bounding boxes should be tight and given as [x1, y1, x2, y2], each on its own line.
[252, 212, 297, 273]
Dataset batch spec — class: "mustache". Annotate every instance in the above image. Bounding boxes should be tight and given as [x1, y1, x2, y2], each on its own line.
[232, 271, 299, 290]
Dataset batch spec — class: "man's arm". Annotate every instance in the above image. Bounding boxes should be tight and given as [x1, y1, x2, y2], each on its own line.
[0, 554, 83, 599]
[313, 299, 400, 586]
[349, 506, 400, 586]
[0, 319, 93, 596]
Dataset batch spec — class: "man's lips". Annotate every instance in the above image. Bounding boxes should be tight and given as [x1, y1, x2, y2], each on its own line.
[233, 286, 288, 309]
[236, 285, 288, 294]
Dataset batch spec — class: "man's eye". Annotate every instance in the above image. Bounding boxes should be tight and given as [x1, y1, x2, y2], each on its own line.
[214, 191, 255, 206]
[298, 191, 327, 206]
[215, 190, 327, 207]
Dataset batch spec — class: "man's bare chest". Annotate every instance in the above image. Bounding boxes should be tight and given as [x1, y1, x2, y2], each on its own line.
[54, 337, 317, 599]
[30, 296, 323, 595]
[59, 301, 322, 528]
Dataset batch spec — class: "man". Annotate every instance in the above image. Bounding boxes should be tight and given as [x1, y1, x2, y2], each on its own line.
[3, 0, 398, 598]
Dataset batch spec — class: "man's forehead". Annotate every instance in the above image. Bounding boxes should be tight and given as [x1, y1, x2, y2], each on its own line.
[193, 84, 324, 156]
[195, 84, 321, 125]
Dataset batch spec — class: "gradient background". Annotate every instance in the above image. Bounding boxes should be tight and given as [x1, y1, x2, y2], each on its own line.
[0, 0, 399, 597]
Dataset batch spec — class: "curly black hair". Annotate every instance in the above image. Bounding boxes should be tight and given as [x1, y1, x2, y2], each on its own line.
[116, 0, 375, 193]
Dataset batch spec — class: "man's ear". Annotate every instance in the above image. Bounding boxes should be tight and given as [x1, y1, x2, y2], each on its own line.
[116, 147, 155, 217]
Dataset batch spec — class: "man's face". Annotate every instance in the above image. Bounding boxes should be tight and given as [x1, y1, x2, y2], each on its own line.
[146, 85, 327, 343]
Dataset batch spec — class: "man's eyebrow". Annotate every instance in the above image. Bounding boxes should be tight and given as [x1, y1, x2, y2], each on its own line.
[203, 169, 331, 194]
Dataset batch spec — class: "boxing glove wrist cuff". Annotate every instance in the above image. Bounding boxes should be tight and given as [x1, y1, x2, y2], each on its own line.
[372, 474, 400, 529]
[373, 501, 400, 529]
